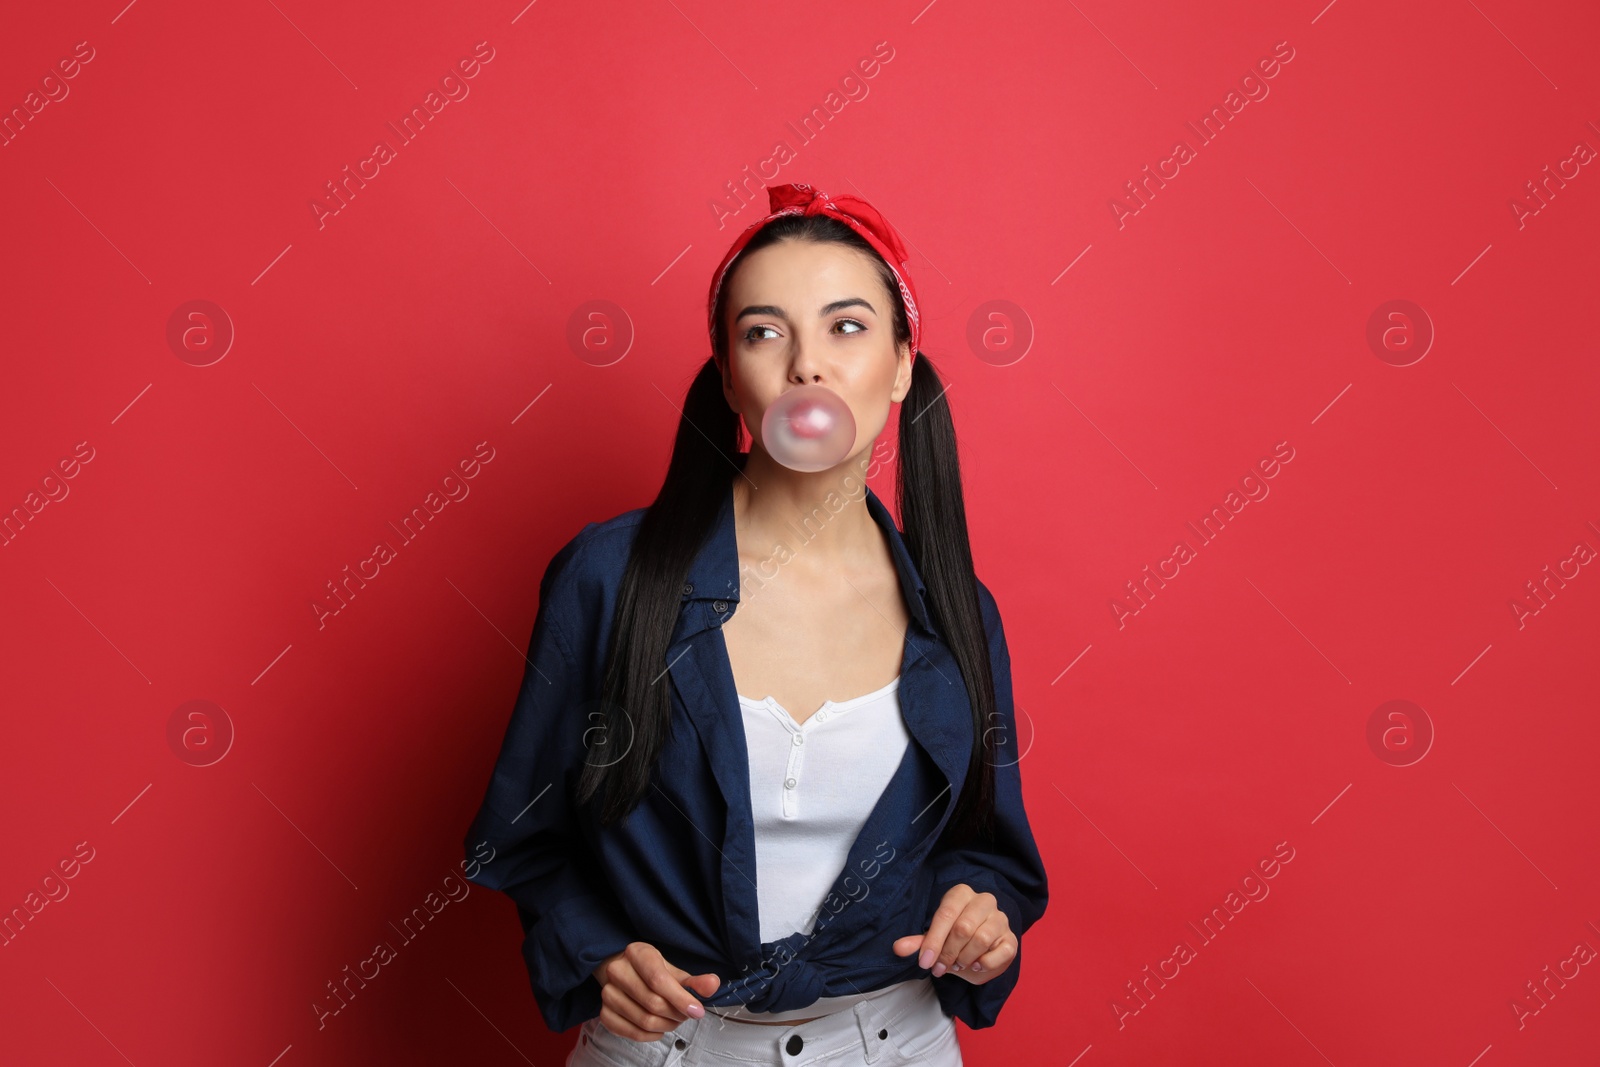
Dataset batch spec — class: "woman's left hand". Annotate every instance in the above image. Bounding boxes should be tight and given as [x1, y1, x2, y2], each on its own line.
[892, 883, 1016, 985]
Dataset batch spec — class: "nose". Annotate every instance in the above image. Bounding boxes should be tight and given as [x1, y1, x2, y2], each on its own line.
[787, 331, 825, 385]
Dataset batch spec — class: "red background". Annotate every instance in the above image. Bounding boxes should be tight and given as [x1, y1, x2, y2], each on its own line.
[3, 0, 1598, 1064]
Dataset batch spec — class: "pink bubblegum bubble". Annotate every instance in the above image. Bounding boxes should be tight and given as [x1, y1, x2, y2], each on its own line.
[760, 384, 857, 473]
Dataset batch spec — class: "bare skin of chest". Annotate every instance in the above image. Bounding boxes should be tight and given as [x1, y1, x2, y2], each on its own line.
[721, 550, 909, 728]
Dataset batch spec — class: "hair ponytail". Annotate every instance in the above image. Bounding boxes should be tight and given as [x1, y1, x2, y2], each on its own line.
[895, 349, 998, 848]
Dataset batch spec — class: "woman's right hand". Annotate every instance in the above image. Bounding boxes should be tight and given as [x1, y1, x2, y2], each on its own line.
[591, 942, 722, 1041]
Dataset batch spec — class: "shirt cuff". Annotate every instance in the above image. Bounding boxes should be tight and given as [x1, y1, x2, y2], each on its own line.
[922, 869, 1029, 1030]
[522, 890, 636, 1033]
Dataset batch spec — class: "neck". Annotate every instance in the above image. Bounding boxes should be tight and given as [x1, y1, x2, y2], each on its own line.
[731, 447, 882, 580]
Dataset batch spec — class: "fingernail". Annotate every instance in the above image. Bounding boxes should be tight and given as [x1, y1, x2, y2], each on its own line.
[932, 962, 946, 977]
[687, 1004, 704, 1018]
[918, 949, 934, 969]
[971, 962, 983, 972]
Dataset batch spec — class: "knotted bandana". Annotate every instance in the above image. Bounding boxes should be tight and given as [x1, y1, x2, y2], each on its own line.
[707, 183, 923, 358]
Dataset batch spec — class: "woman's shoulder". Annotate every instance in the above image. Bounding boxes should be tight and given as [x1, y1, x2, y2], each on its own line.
[556, 503, 649, 562]
[537, 504, 649, 608]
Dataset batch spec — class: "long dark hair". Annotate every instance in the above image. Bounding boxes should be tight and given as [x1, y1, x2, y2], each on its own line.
[575, 212, 999, 853]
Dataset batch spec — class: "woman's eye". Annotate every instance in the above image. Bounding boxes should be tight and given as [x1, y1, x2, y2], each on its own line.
[743, 320, 864, 343]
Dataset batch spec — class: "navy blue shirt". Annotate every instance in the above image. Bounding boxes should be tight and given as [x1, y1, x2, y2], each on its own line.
[463, 460, 1049, 1033]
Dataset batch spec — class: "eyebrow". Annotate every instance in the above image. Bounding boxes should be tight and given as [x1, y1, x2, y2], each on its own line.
[734, 297, 877, 323]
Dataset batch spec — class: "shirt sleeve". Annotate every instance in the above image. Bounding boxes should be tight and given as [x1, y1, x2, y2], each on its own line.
[922, 577, 1050, 1029]
[462, 536, 637, 1033]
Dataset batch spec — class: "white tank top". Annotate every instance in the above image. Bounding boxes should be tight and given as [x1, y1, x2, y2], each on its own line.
[733, 675, 917, 1020]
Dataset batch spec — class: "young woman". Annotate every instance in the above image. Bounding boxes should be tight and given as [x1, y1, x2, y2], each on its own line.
[464, 184, 1049, 1066]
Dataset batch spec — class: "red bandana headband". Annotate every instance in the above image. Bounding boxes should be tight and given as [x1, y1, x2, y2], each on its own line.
[707, 183, 922, 358]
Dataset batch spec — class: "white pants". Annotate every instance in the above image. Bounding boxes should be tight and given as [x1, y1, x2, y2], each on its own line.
[566, 976, 962, 1067]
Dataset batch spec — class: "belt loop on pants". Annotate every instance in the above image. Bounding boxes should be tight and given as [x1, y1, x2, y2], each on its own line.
[852, 993, 897, 1064]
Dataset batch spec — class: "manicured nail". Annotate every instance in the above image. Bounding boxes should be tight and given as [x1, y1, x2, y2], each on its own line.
[687, 1004, 704, 1018]
[932, 962, 946, 977]
[919, 949, 934, 969]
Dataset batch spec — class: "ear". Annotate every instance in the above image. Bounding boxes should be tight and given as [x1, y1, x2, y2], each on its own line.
[890, 340, 914, 403]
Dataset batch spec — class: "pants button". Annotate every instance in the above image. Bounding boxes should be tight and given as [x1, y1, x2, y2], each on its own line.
[785, 1034, 804, 1055]
[878, 1029, 888, 1039]
[675, 1038, 687, 1049]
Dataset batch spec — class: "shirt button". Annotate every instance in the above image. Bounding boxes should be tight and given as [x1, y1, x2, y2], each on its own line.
[682, 583, 694, 597]
[785, 777, 797, 789]
[815, 711, 827, 722]
[713, 599, 728, 612]
[792, 734, 804, 746]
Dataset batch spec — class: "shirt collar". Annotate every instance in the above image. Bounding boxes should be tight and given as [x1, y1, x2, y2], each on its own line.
[678, 451, 936, 638]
